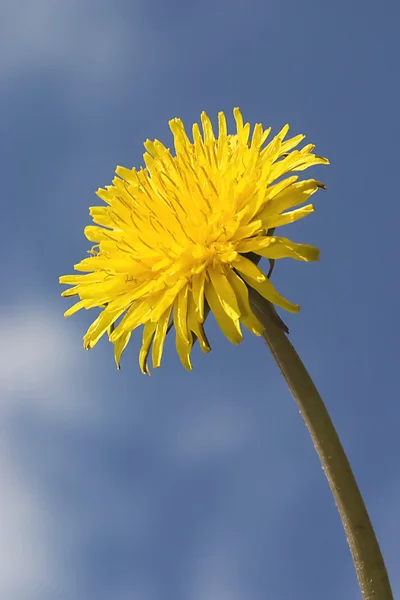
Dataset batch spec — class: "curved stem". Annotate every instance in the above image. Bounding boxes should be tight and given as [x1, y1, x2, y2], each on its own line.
[249, 291, 393, 600]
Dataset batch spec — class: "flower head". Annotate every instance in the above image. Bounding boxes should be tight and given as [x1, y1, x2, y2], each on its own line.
[60, 109, 328, 373]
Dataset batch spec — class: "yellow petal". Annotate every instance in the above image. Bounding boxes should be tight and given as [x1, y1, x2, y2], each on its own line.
[261, 176, 299, 204]
[255, 237, 320, 262]
[208, 267, 241, 321]
[59, 272, 106, 286]
[64, 299, 98, 317]
[61, 287, 80, 298]
[250, 123, 263, 150]
[114, 331, 132, 369]
[204, 278, 243, 345]
[174, 286, 190, 344]
[237, 236, 319, 262]
[175, 326, 193, 371]
[84, 307, 125, 349]
[152, 306, 172, 368]
[169, 118, 191, 154]
[89, 206, 111, 227]
[226, 270, 264, 336]
[233, 107, 243, 134]
[239, 269, 299, 313]
[232, 220, 263, 242]
[201, 111, 216, 143]
[95, 187, 115, 204]
[84, 226, 118, 244]
[74, 279, 124, 301]
[191, 271, 206, 320]
[109, 301, 150, 342]
[149, 279, 186, 322]
[295, 154, 329, 170]
[139, 321, 157, 374]
[115, 166, 138, 184]
[234, 255, 267, 282]
[260, 179, 322, 219]
[276, 123, 290, 141]
[264, 205, 314, 229]
[173, 290, 193, 370]
[217, 111, 227, 151]
[187, 292, 211, 353]
[236, 236, 271, 254]
[279, 134, 305, 155]
[188, 314, 211, 353]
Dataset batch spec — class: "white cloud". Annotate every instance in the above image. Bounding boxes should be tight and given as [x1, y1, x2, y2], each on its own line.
[179, 428, 314, 600]
[0, 305, 89, 418]
[0, 452, 59, 600]
[166, 402, 252, 462]
[0, 303, 93, 599]
[0, 308, 74, 393]
[1, 0, 156, 108]
[188, 537, 247, 600]
[2, 304, 394, 600]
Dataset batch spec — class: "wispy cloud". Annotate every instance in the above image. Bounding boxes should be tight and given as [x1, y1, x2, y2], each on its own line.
[1, 300, 391, 600]
[0, 303, 99, 599]
[0, 451, 59, 600]
[0, 305, 75, 598]
[1, 0, 158, 111]
[0, 305, 91, 419]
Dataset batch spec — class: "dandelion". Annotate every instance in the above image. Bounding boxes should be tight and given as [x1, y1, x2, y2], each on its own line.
[60, 108, 328, 373]
[59, 109, 394, 600]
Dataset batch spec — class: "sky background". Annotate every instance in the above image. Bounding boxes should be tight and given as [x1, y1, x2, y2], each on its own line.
[2, 0, 399, 599]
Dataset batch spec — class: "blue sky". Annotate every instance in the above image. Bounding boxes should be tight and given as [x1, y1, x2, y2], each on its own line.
[2, 0, 399, 598]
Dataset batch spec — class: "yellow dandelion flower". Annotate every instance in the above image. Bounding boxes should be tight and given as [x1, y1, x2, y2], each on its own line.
[60, 109, 328, 373]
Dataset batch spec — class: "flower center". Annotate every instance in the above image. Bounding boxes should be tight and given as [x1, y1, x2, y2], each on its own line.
[190, 240, 238, 270]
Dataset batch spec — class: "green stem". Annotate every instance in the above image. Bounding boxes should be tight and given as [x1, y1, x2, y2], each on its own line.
[249, 291, 393, 600]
